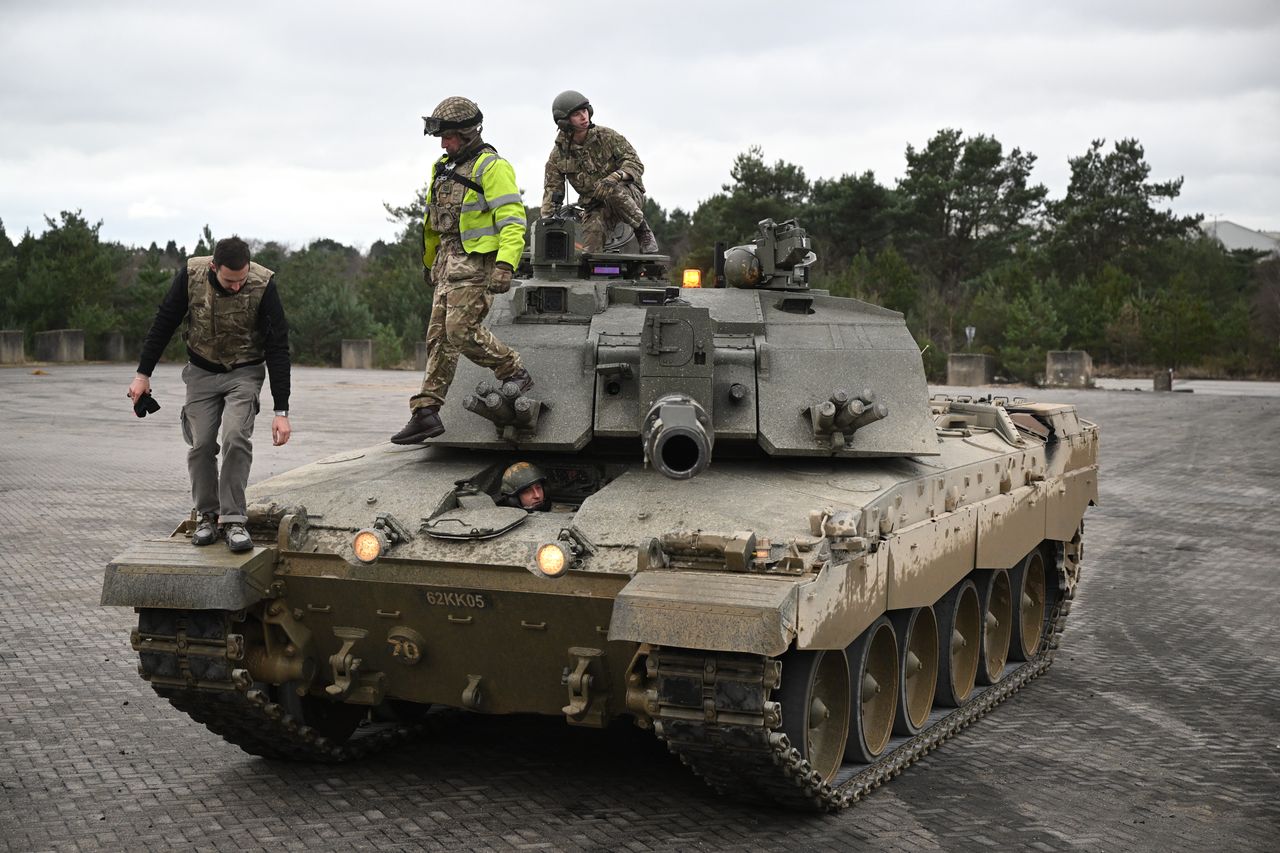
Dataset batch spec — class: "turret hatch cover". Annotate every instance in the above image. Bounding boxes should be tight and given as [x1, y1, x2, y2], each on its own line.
[422, 494, 530, 540]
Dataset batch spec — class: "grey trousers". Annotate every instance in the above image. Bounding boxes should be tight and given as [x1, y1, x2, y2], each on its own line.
[180, 362, 265, 524]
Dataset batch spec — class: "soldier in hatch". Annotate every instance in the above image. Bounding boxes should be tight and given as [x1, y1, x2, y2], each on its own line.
[497, 462, 549, 512]
[391, 96, 533, 445]
[541, 90, 659, 254]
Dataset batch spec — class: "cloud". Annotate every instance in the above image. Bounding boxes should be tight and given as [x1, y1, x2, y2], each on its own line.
[127, 198, 180, 220]
[2, 0, 1278, 246]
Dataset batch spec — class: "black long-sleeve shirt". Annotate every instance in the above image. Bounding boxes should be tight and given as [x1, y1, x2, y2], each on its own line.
[136, 266, 291, 411]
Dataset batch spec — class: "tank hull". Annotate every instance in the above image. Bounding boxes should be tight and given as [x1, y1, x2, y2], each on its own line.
[105, 396, 1096, 808]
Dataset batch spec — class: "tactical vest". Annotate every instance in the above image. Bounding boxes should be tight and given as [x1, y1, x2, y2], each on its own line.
[183, 257, 273, 369]
[423, 147, 526, 269]
[426, 148, 486, 237]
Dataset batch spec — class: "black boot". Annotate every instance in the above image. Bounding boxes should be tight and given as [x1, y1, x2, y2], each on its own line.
[390, 406, 444, 444]
[635, 221, 659, 254]
[501, 368, 534, 394]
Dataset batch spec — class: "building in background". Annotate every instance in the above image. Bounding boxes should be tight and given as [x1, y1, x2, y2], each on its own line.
[1200, 219, 1280, 256]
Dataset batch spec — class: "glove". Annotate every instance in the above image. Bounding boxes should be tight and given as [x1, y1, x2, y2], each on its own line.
[488, 263, 513, 294]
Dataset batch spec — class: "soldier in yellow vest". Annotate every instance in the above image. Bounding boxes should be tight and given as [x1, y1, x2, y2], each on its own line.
[126, 236, 292, 552]
[392, 96, 533, 444]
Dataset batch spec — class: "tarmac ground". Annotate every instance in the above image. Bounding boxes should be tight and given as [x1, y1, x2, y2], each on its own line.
[1, 364, 1278, 852]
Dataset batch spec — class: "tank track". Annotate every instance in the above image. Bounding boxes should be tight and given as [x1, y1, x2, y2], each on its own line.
[133, 608, 424, 762]
[648, 540, 1080, 811]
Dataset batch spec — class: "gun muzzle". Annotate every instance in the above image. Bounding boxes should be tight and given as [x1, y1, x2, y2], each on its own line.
[642, 394, 713, 480]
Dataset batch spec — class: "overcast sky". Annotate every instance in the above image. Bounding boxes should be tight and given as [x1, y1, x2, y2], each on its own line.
[2, 0, 1277, 252]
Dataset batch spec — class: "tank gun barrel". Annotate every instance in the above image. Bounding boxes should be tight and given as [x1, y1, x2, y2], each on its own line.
[642, 395, 713, 480]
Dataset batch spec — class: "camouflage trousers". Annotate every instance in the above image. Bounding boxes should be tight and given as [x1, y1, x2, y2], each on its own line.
[582, 180, 646, 252]
[411, 247, 522, 411]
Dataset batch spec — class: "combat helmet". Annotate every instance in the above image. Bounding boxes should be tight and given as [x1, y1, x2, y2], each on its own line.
[500, 462, 546, 499]
[552, 90, 592, 132]
[423, 96, 483, 136]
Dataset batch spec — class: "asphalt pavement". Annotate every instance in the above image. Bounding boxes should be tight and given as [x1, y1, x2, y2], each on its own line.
[1, 363, 1277, 852]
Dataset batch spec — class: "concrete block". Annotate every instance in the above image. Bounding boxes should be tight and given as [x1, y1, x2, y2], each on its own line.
[947, 353, 995, 386]
[0, 330, 24, 364]
[416, 341, 428, 372]
[1045, 350, 1094, 388]
[341, 339, 373, 370]
[34, 329, 85, 362]
[103, 332, 127, 362]
[1153, 369, 1173, 392]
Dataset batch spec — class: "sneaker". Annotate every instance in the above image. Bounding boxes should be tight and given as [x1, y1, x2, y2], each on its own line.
[224, 522, 253, 553]
[635, 222, 659, 254]
[501, 369, 534, 394]
[192, 512, 219, 546]
[390, 405, 444, 444]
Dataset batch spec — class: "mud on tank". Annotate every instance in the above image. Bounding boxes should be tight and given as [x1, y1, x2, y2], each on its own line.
[102, 216, 1098, 809]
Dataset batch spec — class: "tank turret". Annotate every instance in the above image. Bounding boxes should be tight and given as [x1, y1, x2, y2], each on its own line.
[438, 216, 939, 472]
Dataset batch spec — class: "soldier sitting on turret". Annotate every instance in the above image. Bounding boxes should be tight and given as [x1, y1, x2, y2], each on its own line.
[542, 90, 659, 254]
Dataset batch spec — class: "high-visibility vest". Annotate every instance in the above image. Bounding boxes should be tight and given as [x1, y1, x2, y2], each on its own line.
[424, 150, 526, 269]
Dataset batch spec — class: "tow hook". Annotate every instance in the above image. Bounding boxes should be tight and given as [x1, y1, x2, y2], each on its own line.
[324, 626, 385, 705]
[562, 647, 606, 726]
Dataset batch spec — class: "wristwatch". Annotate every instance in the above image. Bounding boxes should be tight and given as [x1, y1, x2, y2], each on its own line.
[274, 410, 289, 418]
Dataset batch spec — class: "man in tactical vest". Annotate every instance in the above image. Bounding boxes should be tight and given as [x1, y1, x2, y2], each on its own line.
[126, 236, 292, 552]
[541, 90, 660, 254]
[391, 96, 533, 445]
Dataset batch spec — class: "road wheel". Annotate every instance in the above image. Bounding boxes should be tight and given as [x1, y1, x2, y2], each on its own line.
[1009, 549, 1047, 661]
[891, 607, 937, 736]
[844, 617, 899, 762]
[935, 579, 980, 707]
[778, 648, 851, 781]
[975, 569, 1012, 685]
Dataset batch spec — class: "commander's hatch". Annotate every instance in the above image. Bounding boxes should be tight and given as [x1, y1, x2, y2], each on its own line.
[422, 488, 529, 540]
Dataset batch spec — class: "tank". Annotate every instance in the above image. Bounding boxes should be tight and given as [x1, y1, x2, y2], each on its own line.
[101, 217, 1098, 810]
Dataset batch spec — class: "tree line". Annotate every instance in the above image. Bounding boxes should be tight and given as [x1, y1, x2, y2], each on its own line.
[2, 130, 1277, 380]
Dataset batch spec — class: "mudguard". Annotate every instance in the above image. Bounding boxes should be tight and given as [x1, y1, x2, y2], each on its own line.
[100, 538, 276, 610]
[608, 570, 798, 656]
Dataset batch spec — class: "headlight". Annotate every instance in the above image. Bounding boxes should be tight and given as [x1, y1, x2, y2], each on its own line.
[682, 268, 702, 288]
[533, 542, 569, 578]
[353, 528, 389, 563]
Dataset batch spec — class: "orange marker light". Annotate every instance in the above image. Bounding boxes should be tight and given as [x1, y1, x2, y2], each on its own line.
[682, 269, 702, 288]
[353, 529, 387, 563]
[534, 542, 568, 578]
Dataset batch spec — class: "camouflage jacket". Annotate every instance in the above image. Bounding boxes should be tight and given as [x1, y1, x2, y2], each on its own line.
[541, 125, 645, 216]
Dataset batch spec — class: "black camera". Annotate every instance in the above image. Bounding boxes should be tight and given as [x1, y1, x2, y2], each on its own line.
[133, 392, 161, 418]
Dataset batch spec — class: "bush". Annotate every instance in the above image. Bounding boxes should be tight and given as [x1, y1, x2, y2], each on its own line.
[998, 278, 1065, 383]
[372, 322, 405, 369]
[68, 301, 123, 359]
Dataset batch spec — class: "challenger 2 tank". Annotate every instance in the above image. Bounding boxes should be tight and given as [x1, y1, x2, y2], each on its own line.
[101, 216, 1098, 810]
